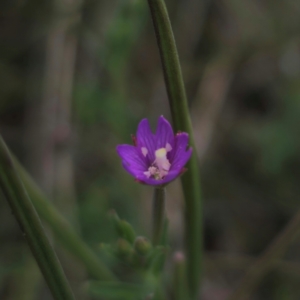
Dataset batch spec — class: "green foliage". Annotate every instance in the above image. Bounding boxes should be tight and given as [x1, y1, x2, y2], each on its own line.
[2, 0, 300, 298]
[258, 89, 300, 175]
[102, 0, 148, 76]
[86, 281, 151, 300]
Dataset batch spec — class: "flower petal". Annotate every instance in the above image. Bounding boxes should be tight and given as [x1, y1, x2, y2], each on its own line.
[170, 133, 192, 170]
[171, 149, 192, 171]
[122, 161, 144, 178]
[136, 170, 180, 186]
[116, 145, 147, 177]
[136, 119, 156, 162]
[155, 116, 174, 149]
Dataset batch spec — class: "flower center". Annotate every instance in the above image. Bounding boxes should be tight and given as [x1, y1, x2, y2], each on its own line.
[143, 144, 172, 180]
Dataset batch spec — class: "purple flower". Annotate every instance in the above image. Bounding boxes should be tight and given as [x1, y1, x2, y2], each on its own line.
[116, 116, 192, 186]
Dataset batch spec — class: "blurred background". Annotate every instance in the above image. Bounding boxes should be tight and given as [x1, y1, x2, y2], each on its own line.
[1, 0, 300, 299]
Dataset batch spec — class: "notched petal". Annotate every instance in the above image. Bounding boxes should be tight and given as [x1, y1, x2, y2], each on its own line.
[155, 116, 174, 149]
[171, 148, 192, 171]
[117, 145, 147, 173]
[136, 119, 155, 161]
[168, 132, 189, 162]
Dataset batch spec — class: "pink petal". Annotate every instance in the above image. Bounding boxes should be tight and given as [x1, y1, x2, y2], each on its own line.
[116, 145, 147, 177]
[136, 119, 156, 162]
[155, 116, 174, 149]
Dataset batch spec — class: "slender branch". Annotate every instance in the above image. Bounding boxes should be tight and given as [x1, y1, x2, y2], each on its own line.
[146, 0, 202, 298]
[12, 156, 117, 282]
[173, 252, 189, 300]
[152, 187, 166, 245]
[0, 136, 75, 300]
[227, 209, 300, 300]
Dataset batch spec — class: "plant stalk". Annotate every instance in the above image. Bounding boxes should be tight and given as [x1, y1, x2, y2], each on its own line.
[13, 156, 117, 282]
[0, 136, 75, 300]
[147, 0, 202, 298]
[152, 187, 166, 246]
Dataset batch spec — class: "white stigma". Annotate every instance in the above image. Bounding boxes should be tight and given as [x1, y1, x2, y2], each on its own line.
[143, 147, 172, 180]
[155, 148, 170, 170]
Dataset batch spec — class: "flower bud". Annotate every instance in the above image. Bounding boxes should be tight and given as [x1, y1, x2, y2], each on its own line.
[134, 236, 152, 255]
[109, 210, 136, 244]
[116, 238, 132, 257]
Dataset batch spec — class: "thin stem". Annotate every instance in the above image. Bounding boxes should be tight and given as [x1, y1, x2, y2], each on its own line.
[147, 0, 202, 298]
[173, 252, 189, 300]
[0, 136, 75, 300]
[227, 209, 300, 300]
[152, 187, 166, 246]
[12, 156, 117, 282]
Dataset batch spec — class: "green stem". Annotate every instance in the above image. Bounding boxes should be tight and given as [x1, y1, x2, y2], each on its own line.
[0, 136, 75, 300]
[152, 187, 166, 246]
[13, 157, 117, 282]
[173, 252, 189, 300]
[147, 0, 202, 298]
